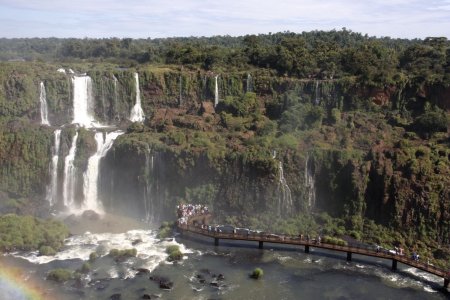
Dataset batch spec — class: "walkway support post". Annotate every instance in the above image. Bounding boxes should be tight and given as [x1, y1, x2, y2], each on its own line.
[391, 259, 397, 271]
[258, 241, 263, 249]
[346, 252, 352, 262]
[444, 278, 449, 289]
[214, 238, 219, 246]
[305, 245, 310, 253]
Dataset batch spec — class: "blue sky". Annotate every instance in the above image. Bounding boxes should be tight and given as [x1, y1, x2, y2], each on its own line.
[0, 0, 449, 38]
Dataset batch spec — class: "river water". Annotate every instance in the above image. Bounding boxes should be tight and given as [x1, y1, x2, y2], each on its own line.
[2, 216, 448, 300]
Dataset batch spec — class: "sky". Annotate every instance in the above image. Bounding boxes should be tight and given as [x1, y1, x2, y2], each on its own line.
[0, 0, 449, 39]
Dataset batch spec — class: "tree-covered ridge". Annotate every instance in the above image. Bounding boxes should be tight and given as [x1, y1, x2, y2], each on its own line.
[0, 30, 448, 89]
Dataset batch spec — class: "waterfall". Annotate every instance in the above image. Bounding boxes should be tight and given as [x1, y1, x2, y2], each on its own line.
[315, 81, 320, 105]
[113, 75, 120, 122]
[83, 131, 124, 213]
[305, 156, 316, 209]
[100, 78, 108, 122]
[39, 82, 50, 126]
[214, 75, 219, 107]
[46, 129, 61, 206]
[72, 76, 96, 127]
[246, 73, 253, 93]
[143, 145, 153, 222]
[63, 131, 79, 209]
[277, 161, 293, 215]
[129, 72, 145, 122]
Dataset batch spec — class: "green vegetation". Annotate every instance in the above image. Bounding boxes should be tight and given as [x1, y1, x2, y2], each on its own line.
[89, 252, 98, 262]
[108, 248, 137, 258]
[157, 222, 173, 239]
[79, 262, 91, 274]
[165, 245, 183, 262]
[39, 245, 56, 256]
[250, 268, 264, 279]
[322, 236, 347, 246]
[0, 214, 69, 252]
[46, 268, 73, 283]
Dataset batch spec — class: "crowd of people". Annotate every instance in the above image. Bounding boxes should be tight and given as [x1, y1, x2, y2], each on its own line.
[177, 203, 209, 225]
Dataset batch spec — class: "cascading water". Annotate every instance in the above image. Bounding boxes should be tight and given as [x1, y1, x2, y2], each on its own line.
[63, 131, 79, 209]
[83, 131, 124, 213]
[129, 72, 145, 122]
[143, 145, 153, 222]
[113, 75, 120, 122]
[277, 161, 293, 215]
[315, 81, 320, 105]
[39, 82, 50, 126]
[214, 75, 219, 107]
[305, 155, 316, 209]
[46, 129, 61, 206]
[246, 73, 253, 93]
[72, 76, 96, 127]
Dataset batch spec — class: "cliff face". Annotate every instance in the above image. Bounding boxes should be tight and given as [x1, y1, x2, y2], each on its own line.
[0, 62, 448, 247]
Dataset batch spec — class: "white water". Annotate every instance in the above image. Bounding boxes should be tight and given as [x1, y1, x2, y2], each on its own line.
[315, 81, 320, 105]
[46, 129, 61, 206]
[113, 75, 120, 121]
[83, 131, 124, 213]
[57, 68, 66, 74]
[72, 76, 96, 127]
[143, 145, 153, 222]
[214, 75, 219, 107]
[129, 72, 145, 122]
[305, 156, 316, 209]
[247, 73, 253, 93]
[13, 230, 191, 277]
[277, 161, 293, 215]
[63, 131, 78, 208]
[39, 82, 50, 126]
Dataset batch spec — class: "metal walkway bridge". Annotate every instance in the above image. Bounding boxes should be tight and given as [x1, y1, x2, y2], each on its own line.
[177, 218, 449, 290]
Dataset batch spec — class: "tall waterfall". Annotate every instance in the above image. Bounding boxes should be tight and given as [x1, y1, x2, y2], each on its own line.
[143, 145, 154, 222]
[72, 76, 96, 127]
[83, 131, 124, 213]
[214, 75, 219, 107]
[130, 72, 145, 122]
[46, 129, 61, 206]
[305, 156, 316, 209]
[63, 131, 79, 208]
[246, 73, 253, 93]
[277, 161, 293, 215]
[39, 82, 50, 126]
[314, 81, 320, 105]
[113, 75, 120, 122]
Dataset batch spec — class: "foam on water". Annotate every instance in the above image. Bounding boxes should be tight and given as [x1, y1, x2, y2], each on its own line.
[12, 230, 189, 278]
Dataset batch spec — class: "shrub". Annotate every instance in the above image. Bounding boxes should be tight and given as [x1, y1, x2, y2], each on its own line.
[251, 268, 264, 279]
[157, 223, 172, 239]
[79, 262, 91, 274]
[39, 245, 56, 256]
[89, 252, 97, 262]
[322, 235, 347, 246]
[166, 245, 183, 261]
[413, 110, 449, 136]
[47, 269, 73, 282]
[108, 248, 137, 258]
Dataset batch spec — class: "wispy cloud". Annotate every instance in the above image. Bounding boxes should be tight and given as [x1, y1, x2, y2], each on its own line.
[0, 0, 448, 38]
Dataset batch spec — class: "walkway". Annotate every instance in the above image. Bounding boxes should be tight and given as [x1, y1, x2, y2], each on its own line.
[177, 218, 449, 290]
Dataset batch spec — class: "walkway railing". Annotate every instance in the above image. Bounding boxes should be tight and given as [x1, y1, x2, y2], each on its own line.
[177, 221, 449, 286]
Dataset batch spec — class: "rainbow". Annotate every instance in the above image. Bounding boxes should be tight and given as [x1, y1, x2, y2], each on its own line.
[0, 260, 51, 300]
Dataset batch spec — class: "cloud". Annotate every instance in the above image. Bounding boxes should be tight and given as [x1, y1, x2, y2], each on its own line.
[0, 0, 448, 38]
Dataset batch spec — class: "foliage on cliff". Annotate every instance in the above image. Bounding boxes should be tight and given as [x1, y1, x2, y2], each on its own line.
[0, 214, 69, 252]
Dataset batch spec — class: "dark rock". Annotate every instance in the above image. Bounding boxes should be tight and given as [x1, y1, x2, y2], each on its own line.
[110, 294, 121, 300]
[199, 268, 211, 275]
[199, 279, 206, 284]
[132, 239, 143, 246]
[159, 281, 173, 290]
[210, 281, 220, 287]
[136, 268, 150, 275]
[142, 295, 151, 299]
[82, 210, 100, 221]
[195, 274, 204, 280]
[217, 274, 225, 281]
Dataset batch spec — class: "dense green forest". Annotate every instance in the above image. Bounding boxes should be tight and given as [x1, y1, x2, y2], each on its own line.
[0, 30, 449, 268]
[1, 30, 448, 89]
